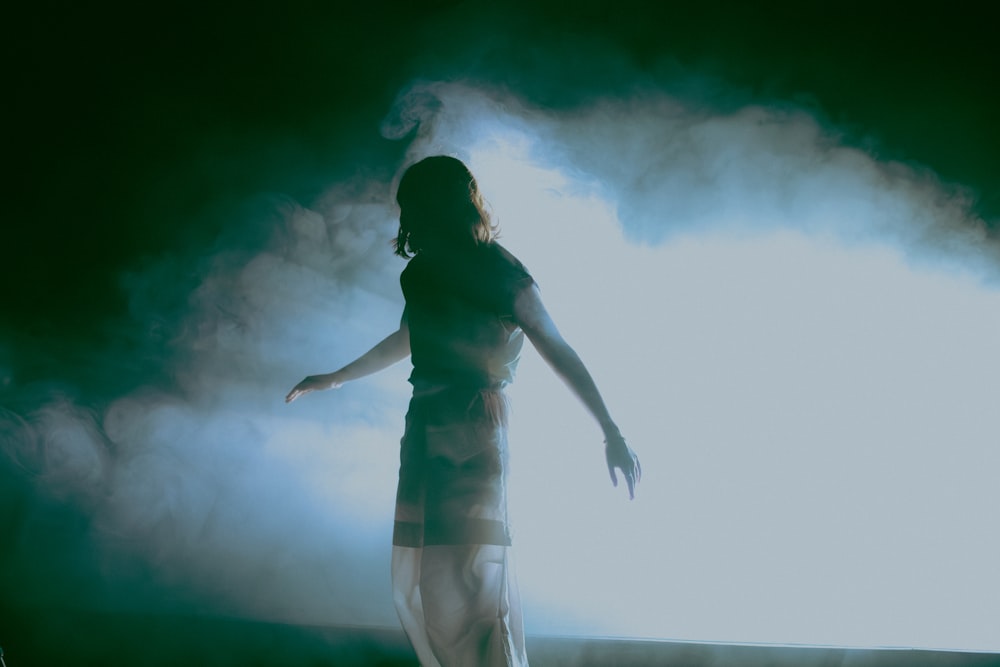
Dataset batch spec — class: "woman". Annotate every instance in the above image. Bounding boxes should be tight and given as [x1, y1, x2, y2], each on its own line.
[286, 156, 640, 667]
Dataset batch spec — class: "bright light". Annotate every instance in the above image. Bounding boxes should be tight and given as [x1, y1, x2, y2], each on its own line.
[17, 83, 998, 653]
[460, 128, 1000, 650]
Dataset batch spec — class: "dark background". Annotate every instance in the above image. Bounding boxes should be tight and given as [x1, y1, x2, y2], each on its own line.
[4, 2, 997, 372]
[2, 2, 998, 664]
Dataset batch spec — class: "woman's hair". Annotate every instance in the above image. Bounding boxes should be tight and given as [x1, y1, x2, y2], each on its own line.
[393, 155, 496, 258]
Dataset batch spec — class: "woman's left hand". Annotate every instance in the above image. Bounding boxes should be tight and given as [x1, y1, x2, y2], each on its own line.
[605, 432, 641, 499]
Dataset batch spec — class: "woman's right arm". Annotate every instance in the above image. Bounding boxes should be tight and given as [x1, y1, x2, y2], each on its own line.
[285, 313, 410, 403]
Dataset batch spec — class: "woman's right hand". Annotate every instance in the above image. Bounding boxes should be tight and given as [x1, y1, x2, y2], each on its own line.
[285, 373, 343, 403]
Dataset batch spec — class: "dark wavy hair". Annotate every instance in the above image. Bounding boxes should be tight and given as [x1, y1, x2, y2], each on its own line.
[393, 155, 496, 258]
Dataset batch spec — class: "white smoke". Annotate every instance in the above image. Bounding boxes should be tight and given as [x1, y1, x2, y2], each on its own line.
[2, 185, 413, 626]
[386, 81, 1000, 650]
[3, 79, 998, 652]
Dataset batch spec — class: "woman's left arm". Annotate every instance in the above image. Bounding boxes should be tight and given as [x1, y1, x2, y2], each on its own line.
[514, 283, 641, 498]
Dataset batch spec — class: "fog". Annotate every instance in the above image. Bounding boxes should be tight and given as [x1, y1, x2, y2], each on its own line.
[3, 80, 998, 652]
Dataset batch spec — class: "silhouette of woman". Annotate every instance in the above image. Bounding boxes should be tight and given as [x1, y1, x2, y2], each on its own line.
[286, 155, 640, 666]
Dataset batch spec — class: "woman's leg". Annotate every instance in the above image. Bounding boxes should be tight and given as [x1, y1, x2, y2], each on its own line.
[417, 543, 528, 667]
[392, 545, 442, 667]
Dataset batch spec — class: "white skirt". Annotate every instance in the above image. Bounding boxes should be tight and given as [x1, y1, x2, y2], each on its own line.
[391, 385, 528, 666]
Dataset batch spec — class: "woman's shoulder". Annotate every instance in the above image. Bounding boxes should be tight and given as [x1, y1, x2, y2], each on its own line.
[483, 244, 536, 304]
[484, 243, 531, 277]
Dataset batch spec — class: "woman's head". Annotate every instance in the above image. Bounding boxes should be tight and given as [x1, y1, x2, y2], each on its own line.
[394, 155, 495, 257]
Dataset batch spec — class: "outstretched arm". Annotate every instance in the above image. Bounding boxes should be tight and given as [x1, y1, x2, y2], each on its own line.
[513, 284, 641, 498]
[285, 314, 410, 403]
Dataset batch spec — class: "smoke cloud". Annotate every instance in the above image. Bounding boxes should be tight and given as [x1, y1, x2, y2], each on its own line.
[2, 184, 413, 627]
[385, 82, 1000, 650]
[2, 76, 998, 654]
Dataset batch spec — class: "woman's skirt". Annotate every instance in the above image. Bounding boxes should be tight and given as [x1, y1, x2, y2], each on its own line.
[391, 385, 528, 667]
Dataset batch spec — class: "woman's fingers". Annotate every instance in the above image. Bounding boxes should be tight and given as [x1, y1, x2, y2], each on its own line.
[606, 441, 640, 499]
[286, 374, 343, 403]
[285, 379, 315, 403]
[626, 465, 637, 499]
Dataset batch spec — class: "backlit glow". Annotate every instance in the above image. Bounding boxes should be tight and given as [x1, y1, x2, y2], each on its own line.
[10, 83, 998, 653]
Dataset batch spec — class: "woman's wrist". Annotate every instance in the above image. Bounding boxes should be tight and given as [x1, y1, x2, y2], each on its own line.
[601, 421, 622, 442]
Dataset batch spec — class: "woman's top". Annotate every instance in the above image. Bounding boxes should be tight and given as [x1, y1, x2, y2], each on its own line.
[400, 242, 535, 390]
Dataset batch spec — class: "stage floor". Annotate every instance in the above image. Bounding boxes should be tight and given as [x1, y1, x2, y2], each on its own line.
[1, 607, 997, 667]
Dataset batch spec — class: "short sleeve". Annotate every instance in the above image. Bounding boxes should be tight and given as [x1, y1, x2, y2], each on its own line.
[485, 244, 535, 319]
